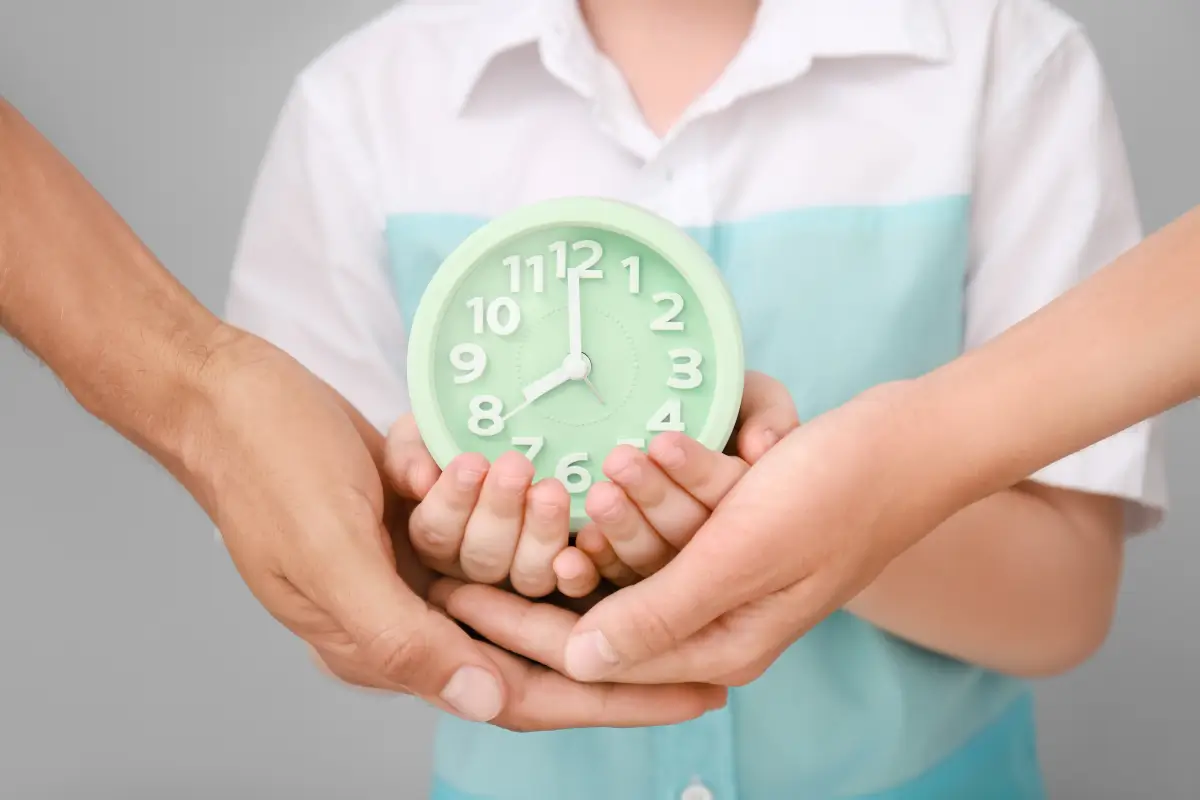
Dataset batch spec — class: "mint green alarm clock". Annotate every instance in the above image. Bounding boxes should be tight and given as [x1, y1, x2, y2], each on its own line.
[407, 197, 745, 531]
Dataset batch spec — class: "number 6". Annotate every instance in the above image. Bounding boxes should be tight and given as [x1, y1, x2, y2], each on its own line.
[555, 453, 592, 495]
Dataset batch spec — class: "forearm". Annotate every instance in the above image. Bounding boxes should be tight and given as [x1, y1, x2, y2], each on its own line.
[845, 485, 1123, 677]
[0, 99, 223, 471]
[912, 206, 1200, 511]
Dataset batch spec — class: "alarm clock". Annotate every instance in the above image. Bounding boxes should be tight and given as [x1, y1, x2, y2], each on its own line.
[407, 197, 745, 531]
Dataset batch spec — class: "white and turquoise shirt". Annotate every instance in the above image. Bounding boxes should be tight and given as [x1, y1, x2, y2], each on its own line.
[225, 1, 1168, 797]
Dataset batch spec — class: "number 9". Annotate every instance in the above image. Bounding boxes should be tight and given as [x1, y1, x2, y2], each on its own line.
[450, 344, 487, 384]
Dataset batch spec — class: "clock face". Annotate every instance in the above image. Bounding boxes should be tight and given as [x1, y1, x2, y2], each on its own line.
[408, 198, 744, 530]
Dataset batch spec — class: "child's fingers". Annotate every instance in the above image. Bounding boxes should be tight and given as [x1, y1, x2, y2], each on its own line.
[574, 525, 641, 587]
[648, 433, 749, 510]
[603, 445, 708, 550]
[509, 479, 571, 598]
[408, 452, 489, 567]
[553, 546, 601, 598]
[585, 482, 675, 577]
[734, 371, 801, 464]
[459, 451, 535, 585]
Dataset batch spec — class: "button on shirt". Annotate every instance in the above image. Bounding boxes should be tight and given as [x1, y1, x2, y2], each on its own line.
[225, 1, 1167, 798]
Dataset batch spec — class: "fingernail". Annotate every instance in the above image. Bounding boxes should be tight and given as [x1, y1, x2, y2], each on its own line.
[595, 495, 624, 523]
[655, 443, 686, 470]
[565, 631, 620, 681]
[441, 666, 504, 722]
[761, 430, 780, 449]
[555, 556, 585, 581]
[457, 467, 485, 490]
[497, 470, 529, 491]
[612, 461, 641, 484]
[532, 498, 561, 522]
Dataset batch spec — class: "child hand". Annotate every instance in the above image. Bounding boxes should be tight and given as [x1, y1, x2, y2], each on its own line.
[386, 415, 572, 599]
[551, 370, 800, 596]
[551, 433, 756, 597]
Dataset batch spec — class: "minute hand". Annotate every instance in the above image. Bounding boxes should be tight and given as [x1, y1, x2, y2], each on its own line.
[566, 266, 583, 361]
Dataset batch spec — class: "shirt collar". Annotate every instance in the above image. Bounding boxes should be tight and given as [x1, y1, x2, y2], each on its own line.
[447, 0, 951, 116]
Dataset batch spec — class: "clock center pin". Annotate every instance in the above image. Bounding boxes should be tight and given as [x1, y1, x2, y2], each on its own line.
[563, 352, 593, 381]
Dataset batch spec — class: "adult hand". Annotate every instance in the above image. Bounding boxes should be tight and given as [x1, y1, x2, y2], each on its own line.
[202, 329, 722, 730]
[430, 383, 956, 687]
[557, 382, 956, 686]
[196, 329, 503, 718]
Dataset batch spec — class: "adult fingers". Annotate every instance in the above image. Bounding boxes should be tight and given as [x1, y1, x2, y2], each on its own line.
[734, 371, 800, 464]
[480, 641, 726, 732]
[299, 519, 507, 723]
[602, 445, 706, 550]
[601, 570, 850, 686]
[309, 644, 398, 694]
[408, 452, 489, 568]
[647, 433, 748, 511]
[460, 451, 534, 584]
[385, 414, 441, 499]
[430, 580, 728, 726]
[509, 479, 572, 598]
[584, 481, 675, 576]
[560, 475, 801, 683]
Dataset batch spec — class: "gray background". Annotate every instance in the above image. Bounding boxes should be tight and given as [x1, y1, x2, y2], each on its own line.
[0, 1, 1196, 798]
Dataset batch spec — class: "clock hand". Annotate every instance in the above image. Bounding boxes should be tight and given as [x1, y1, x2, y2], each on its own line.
[582, 375, 604, 405]
[565, 265, 605, 406]
[566, 265, 583, 362]
[502, 365, 573, 421]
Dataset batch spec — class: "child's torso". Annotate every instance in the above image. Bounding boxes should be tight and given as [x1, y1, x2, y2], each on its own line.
[307, 1, 1062, 796]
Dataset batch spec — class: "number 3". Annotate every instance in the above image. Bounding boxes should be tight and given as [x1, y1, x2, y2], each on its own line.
[667, 348, 703, 390]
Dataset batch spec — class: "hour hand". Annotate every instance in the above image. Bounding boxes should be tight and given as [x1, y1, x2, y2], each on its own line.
[503, 365, 572, 421]
[522, 366, 572, 404]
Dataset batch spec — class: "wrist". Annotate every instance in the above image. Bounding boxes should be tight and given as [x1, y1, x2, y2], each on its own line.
[77, 310, 233, 484]
[848, 379, 979, 529]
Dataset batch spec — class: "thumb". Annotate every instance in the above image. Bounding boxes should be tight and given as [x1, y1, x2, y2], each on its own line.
[562, 528, 745, 682]
[311, 523, 507, 722]
[385, 414, 440, 499]
[735, 371, 800, 464]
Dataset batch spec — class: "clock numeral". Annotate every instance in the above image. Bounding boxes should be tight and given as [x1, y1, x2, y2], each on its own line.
[468, 395, 506, 437]
[622, 256, 641, 294]
[504, 255, 546, 294]
[667, 348, 703, 390]
[449, 343, 487, 384]
[512, 436, 545, 463]
[550, 240, 605, 279]
[468, 296, 522, 336]
[647, 398, 685, 433]
[556, 453, 593, 495]
[617, 438, 647, 450]
[650, 292, 685, 331]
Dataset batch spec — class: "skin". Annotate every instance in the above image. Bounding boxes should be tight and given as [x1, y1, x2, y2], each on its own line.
[542, 203, 1200, 687]
[405, 0, 1137, 689]
[0, 97, 726, 730]
[390, 372, 802, 600]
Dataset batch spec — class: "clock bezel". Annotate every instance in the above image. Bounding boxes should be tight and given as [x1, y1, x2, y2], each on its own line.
[406, 196, 746, 530]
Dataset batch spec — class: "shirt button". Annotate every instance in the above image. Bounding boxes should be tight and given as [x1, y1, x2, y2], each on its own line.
[680, 780, 714, 800]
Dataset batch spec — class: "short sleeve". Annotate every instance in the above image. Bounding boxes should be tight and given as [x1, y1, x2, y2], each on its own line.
[224, 78, 410, 434]
[965, 26, 1167, 532]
